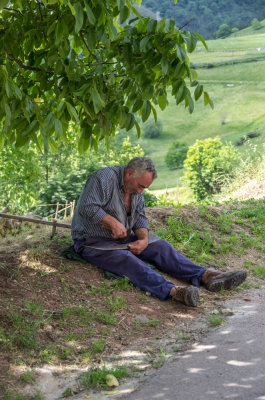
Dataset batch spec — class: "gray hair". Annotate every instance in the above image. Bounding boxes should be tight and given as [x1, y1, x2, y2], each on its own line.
[126, 157, 157, 179]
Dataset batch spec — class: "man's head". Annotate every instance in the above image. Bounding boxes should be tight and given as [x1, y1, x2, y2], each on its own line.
[123, 157, 157, 194]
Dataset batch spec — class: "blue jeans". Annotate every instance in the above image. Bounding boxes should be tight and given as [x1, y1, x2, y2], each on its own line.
[74, 237, 206, 300]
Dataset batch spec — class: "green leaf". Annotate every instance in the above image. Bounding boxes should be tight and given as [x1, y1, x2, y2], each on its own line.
[176, 45, 187, 62]
[66, 102, 79, 122]
[185, 33, 197, 53]
[132, 99, 143, 112]
[0, 0, 9, 9]
[4, 103, 11, 121]
[140, 37, 152, 53]
[120, 5, 130, 24]
[158, 93, 167, 110]
[194, 84, 203, 101]
[161, 58, 169, 75]
[204, 92, 214, 109]
[147, 19, 157, 34]
[55, 20, 65, 44]
[135, 120, 141, 138]
[13, 84, 22, 100]
[142, 100, 151, 122]
[54, 118, 63, 137]
[194, 32, 208, 51]
[186, 93, 194, 113]
[5, 81, 13, 98]
[117, 0, 125, 10]
[90, 87, 105, 114]
[84, 0, 96, 25]
[151, 104, 157, 122]
[132, 6, 142, 21]
[74, 2, 84, 33]
[176, 85, 187, 104]
[125, 113, 135, 131]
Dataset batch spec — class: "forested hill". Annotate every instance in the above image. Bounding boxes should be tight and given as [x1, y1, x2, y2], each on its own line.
[141, 0, 265, 38]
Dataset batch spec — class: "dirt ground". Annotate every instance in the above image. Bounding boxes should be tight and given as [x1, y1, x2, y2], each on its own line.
[0, 205, 263, 399]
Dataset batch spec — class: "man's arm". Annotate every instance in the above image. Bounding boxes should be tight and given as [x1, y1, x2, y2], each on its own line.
[128, 227, 149, 255]
[99, 214, 127, 239]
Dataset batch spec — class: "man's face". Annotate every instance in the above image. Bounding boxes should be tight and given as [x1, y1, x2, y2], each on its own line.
[123, 170, 154, 194]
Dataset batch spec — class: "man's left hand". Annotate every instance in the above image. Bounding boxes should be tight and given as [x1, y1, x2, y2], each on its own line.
[128, 239, 148, 255]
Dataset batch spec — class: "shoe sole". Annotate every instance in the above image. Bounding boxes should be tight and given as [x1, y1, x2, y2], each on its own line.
[184, 286, 200, 307]
[206, 270, 247, 292]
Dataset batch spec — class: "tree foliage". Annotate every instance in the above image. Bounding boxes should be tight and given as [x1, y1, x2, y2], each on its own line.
[165, 140, 188, 170]
[0, 0, 211, 153]
[183, 137, 240, 200]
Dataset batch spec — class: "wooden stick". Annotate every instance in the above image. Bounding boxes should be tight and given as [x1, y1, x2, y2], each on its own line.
[0, 213, 71, 229]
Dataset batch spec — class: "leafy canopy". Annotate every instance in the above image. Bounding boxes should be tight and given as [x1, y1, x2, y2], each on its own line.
[0, 0, 212, 153]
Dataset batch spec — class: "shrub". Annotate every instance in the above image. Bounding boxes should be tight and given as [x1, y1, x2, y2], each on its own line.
[251, 18, 262, 30]
[215, 24, 231, 38]
[165, 141, 189, 170]
[183, 137, 240, 201]
[143, 120, 163, 139]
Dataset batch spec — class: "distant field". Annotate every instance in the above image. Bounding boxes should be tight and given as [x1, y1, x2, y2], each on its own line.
[142, 29, 265, 191]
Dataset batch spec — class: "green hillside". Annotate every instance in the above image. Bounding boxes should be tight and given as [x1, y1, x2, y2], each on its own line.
[141, 0, 265, 38]
[138, 28, 265, 191]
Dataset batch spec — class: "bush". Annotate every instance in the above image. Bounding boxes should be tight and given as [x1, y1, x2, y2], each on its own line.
[183, 137, 240, 201]
[143, 120, 163, 139]
[215, 24, 231, 38]
[251, 18, 262, 30]
[165, 141, 189, 170]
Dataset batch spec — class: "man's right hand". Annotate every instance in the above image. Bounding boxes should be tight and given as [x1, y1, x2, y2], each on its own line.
[100, 215, 128, 239]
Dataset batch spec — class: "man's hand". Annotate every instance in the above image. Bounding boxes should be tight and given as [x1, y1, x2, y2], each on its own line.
[128, 239, 148, 255]
[128, 227, 149, 254]
[100, 215, 127, 239]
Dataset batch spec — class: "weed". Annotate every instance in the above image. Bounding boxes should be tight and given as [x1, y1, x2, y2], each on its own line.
[62, 305, 94, 325]
[110, 277, 132, 291]
[39, 347, 56, 363]
[3, 391, 26, 400]
[33, 393, 43, 400]
[59, 262, 73, 273]
[208, 310, 225, 326]
[106, 296, 127, 311]
[152, 356, 165, 369]
[62, 388, 73, 398]
[96, 311, 117, 326]
[64, 333, 78, 342]
[172, 345, 180, 352]
[92, 340, 105, 353]
[254, 283, 262, 289]
[20, 370, 34, 383]
[236, 281, 252, 290]
[251, 265, 265, 279]
[83, 366, 129, 388]
[244, 260, 253, 268]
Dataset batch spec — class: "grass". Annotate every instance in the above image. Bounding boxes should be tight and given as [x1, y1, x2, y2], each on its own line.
[155, 200, 265, 264]
[208, 310, 225, 327]
[83, 366, 129, 389]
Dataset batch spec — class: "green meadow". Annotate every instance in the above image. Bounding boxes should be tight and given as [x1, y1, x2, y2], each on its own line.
[140, 26, 265, 191]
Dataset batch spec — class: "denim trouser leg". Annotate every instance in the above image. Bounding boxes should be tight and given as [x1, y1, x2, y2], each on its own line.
[74, 239, 206, 300]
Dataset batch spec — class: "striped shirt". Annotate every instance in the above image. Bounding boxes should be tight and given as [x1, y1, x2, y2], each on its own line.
[71, 165, 149, 240]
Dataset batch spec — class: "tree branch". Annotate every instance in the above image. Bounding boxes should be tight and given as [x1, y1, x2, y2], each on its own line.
[178, 18, 195, 31]
[80, 30, 99, 61]
[3, 48, 42, 72]
[3, 7, 23, 16]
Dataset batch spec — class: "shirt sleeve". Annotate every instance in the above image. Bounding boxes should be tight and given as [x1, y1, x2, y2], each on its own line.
[132, 195, 149, 231]
[78, 171, 112, 224]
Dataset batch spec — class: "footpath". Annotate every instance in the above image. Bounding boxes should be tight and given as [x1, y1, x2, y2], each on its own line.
[121, 287, 265, 400]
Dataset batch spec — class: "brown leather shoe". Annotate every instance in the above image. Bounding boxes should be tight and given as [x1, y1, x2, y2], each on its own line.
[202, 269, 247, 292]
[170, 286, 200, 307]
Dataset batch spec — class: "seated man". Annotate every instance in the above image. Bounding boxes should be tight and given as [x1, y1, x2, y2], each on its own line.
[71, 157, 247, 307]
